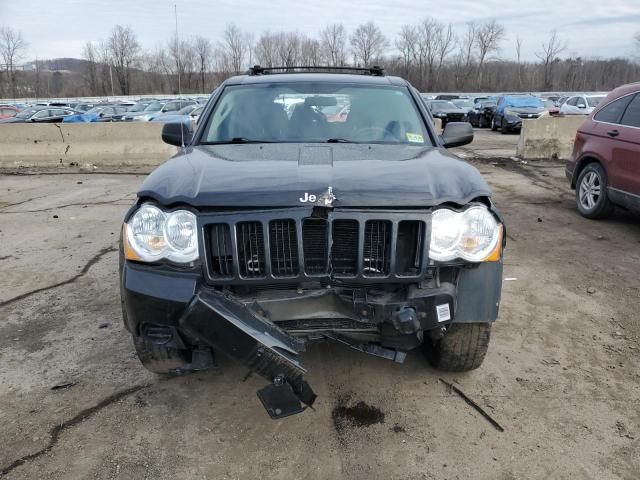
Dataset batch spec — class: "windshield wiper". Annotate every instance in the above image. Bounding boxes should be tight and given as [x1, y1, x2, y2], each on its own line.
[326, 138, 356, 143]
[203, 137, 276, 145]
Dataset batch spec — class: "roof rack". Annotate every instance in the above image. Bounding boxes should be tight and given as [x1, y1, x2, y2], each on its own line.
[247, 65, 386, 77]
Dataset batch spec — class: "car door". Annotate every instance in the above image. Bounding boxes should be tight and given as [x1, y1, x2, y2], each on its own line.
[612, 93, 640, 199]
[30, 109, 54, 122]
[563, 97, 578, 114]
[575, 96, 590, 115]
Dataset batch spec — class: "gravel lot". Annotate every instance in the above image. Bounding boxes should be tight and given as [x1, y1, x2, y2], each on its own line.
[1, 130, 639, 479]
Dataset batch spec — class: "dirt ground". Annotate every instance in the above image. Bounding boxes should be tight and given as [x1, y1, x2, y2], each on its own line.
[1, 130, 639, 479]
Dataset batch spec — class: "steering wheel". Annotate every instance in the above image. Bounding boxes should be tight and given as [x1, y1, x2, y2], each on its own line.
[352, 126, 389, 141]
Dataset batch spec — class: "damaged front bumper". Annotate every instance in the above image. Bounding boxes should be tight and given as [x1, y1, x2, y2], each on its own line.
[121, 259, 502, 418]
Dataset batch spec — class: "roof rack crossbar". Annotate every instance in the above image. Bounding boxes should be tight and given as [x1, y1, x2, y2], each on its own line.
[248, 65, 385, 77]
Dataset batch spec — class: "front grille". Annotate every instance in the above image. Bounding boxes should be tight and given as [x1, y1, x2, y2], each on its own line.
[204, 210, 429, 284]
[518, 113, 540, 119]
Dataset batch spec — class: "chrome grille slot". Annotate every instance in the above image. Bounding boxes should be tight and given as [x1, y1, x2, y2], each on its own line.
[363, 220, 391, 276]
[331, 219, 359, 276]
[269, 219, 299, 277]
[237, 222, 265, 278]
[396, 221, 425, 276]
[208, 223, 233, 277]
[302, 218, 328, 274]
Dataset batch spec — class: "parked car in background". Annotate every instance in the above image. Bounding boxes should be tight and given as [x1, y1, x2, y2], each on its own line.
[559, 94, 606, 115]
[73, 103, 99, 113]
[435, 94, 461, 100]
[122, 101, 171, 121]
[468, 100, 497, 128]
[543, 98, 560, 116]
[123, 100, 197, 122]
[91, 105, 130, 122]
[0, 105, 19, 119]
[566, 82, 640, 218]
[0, 106, 76, 123]
[492, 95, 545, 134]
[150, 104, 202, 124]
[425, 99, 468, 126]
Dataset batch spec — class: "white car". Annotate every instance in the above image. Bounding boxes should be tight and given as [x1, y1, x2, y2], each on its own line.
[559, 94, 606, 115]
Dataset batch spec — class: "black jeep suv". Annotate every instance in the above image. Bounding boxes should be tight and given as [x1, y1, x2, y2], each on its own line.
[120, 66, 505, 419]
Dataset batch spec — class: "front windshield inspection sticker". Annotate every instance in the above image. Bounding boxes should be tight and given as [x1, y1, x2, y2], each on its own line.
[436, 304, 451, 322]
[406, 133, 424, 143]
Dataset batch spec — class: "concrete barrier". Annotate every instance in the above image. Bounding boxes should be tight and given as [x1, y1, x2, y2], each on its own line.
[516, 116, 586, 160]
[0, 123, 178, 167]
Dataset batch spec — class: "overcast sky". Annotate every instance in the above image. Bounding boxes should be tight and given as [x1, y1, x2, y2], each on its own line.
[1, 0, 639, 61]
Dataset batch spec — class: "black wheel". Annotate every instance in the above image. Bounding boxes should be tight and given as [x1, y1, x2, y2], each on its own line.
[491, 116, 498, 131]
[500, 119, 509, 134]
[133, 335, 190, 374]
[427, 323, 491, 372]
[576, 162, 615, 219]
[478, 116, 486, 128]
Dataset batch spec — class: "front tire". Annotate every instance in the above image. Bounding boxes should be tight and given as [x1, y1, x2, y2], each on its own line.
[133, 335, 190, 374]
[576, 163, 615, 219]
[427, 323, 491, 372]
[491, 117, 498, 131]
[501, 119, 510, 134]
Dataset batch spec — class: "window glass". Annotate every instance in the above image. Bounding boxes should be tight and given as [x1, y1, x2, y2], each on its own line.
[593, 96, 632, 124]
[33, 110, 50, 118]
[202, 83, 430, 145]
[567, 97, 578, 106]
[620, 94, 640, 128]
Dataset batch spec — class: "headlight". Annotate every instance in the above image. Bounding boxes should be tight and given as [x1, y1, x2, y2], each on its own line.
[430, 206, 502, 262]
[504, 109, 519, 117]
[124, 204, 198, 263]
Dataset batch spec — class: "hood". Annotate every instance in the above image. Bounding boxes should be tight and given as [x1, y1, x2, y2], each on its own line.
[504, 106, 544, 114]
[138, 144, 491, 208]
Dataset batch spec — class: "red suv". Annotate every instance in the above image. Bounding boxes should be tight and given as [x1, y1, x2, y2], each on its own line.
[566, 82, 640, 218]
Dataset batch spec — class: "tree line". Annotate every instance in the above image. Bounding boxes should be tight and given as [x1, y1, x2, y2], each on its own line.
[1, 21, 640, 99]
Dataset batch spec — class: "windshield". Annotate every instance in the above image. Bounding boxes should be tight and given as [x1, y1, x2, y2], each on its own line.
[201, 83, 429, 145]
[85, 106, 106, 114]
[177, 105, 196, 114]
[16, 108, 39, 119]
[587, 96, 605, 107]
[144, 102, 164, 112]
[453, 100, 474, 109]
[128, 103, 148, 112]
[429, 101, 458, 112]
[504, 96, 544, 109]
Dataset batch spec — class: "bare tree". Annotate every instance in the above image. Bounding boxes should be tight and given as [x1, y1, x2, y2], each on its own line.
[300, 37, 322, 66]
[0, 27, 27, 98]
[395, 25, 418, 76]
[107, 25, 140, 95]
[350, 22, 388, 66]
[194, 36, 212, 93]
[276, 32, 302, 67]
[536, 30, 567, 90]
[475, 19, 505, 89]
[221, 23, 251, 73]
[320, 23, 347, 66]
[451, 22, 477, 90]
[515, 36, 523, 90]
[254, 31, 279, 67]
[82, 41, 99, 95]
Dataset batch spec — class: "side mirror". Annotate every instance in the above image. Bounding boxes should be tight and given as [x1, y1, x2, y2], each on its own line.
[441, 122, 474, 148]
[162, 122, 193, 147]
